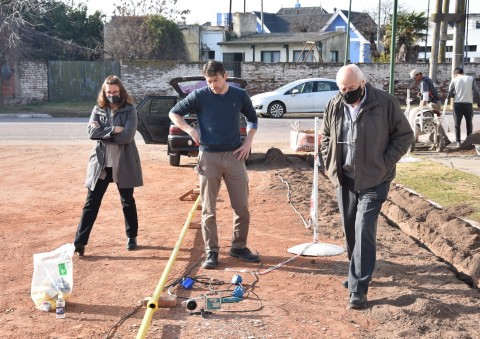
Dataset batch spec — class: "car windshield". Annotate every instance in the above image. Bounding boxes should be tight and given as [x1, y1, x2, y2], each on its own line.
[178, 79, 243, 96]
[274, 80, 306, 93]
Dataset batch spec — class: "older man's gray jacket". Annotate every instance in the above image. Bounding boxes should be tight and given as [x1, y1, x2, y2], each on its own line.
[85, 104, 143, 190]
[320, 83, 413, 191]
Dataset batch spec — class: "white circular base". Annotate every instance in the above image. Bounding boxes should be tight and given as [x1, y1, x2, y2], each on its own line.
[288, 242, 345, 257]
[399, 156, 421, 163]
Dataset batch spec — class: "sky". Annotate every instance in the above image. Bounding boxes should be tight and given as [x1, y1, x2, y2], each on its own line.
[81, 0, 480, 23]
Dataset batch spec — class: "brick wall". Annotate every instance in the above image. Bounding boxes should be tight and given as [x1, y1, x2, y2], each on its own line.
[120, 61, 480, 105]
[5, 60, 480, 105]
[240, 62, 480, 106]
[17, 60, 48, 104]
[120, 61, 204, 99]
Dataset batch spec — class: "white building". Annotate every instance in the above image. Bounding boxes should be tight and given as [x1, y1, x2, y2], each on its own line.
[417, 13, 480, 62]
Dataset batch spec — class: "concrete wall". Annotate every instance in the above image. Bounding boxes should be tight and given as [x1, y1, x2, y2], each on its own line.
[200, 29, 225, 62]
[233, 13, 257, 38]
[179, 25, 200, 61]
[6, 60, 480, 105]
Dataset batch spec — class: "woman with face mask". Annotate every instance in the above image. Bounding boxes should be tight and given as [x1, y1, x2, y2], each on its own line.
[73, 75, 143, 256]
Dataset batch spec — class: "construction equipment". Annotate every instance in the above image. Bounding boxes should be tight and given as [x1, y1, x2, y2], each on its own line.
[404, 89, 447, 153]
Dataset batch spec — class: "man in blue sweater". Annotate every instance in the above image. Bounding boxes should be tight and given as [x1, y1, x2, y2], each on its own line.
[169, 60, 259, 269]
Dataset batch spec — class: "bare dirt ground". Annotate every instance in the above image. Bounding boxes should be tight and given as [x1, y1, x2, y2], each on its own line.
[0, 141, 479, 339]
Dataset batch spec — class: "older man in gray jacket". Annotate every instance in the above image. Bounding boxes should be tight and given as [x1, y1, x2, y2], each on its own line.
[320, 64, 413, 309]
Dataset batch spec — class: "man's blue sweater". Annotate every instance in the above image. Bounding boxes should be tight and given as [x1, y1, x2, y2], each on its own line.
[171, 85, 258, 152]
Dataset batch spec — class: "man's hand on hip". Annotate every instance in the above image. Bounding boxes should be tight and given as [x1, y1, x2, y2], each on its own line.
[233, 142, 251, 160]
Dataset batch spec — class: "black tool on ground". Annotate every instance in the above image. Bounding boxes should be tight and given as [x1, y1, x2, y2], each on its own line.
[185, 298, 198, 311]
[189, 308, 212, 318]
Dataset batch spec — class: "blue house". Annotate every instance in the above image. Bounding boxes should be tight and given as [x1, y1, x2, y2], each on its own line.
[320, 9, 376, 63]
[251, 6, 376, 63]
[212, 5, 376, 64]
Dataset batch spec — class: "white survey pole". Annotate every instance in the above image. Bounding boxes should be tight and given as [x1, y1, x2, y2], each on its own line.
[288, 117, 344, 257]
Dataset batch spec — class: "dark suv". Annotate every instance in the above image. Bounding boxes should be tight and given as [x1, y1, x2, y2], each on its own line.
[136, 76, 248, 166]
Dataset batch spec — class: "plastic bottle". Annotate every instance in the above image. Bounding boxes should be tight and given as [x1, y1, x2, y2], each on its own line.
[56, 294, 65, 319]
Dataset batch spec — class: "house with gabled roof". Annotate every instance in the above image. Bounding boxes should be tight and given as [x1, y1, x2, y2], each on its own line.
[320, 9, 377, 63]
[216, 12, 346, 76]
[249, 6, 376, 63]
[255, 6, 331, 34]
[178, 4, 376, 66]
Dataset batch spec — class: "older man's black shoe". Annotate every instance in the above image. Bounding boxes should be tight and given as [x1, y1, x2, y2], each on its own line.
[348, 293, 367, 309]
[127, 237, 137, 250]
[342, 279, 348, 289]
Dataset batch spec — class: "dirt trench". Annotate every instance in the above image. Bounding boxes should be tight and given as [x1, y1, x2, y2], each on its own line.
[383, 184, 480, 288]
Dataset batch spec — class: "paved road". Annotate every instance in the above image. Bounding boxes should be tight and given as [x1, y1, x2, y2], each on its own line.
[0, 116, 322, 145]
[0, 114, 479, 177]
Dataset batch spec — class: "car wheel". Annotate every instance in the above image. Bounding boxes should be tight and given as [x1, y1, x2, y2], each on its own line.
[267, 102, 285, 118]
[169, 154, 181, 166]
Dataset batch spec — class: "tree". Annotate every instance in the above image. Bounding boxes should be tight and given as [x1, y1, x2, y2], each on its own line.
[24, 1, 104, 59]
[104, 16, 150, 60]
[104, 15, 188, 61]
[105, 0, 190, 61]
[0, 0, 44, 56]
[112, 0, 189, 23]
[289, 14, 324, 33]
[1, 0, 104, 60]
[146, 15, 188, 60]
[382, 10, 428, 63]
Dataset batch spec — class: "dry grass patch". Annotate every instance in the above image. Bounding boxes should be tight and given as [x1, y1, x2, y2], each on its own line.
[396, 159, 480, 221]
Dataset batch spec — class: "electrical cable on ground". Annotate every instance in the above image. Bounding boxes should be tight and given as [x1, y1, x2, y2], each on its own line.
[276, 171, 310, 229]
[107, 253, 206, 336]
[104, 301, 143, 339]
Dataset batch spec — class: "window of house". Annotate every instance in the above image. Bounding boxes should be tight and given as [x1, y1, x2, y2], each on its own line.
[467, 45, 477, 52]
[476, 21, 480, 29]
[261, 51, 280, 63]
[208, 51, 215, 59]
[330, 51, 339, 63]
[293, 50, 314, 62]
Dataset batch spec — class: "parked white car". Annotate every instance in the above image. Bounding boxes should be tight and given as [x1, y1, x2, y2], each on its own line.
[251, 78, 339, 118]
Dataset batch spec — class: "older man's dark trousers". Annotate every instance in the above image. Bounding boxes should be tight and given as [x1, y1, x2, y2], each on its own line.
[74, 167, 138, 246]
[336, 177, 390, 295]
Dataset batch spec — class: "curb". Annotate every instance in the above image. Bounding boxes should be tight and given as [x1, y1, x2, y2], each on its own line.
[0, 113, 52, 118]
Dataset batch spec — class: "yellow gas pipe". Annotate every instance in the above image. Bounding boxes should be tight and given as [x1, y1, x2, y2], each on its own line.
[136, 194, 201, 339]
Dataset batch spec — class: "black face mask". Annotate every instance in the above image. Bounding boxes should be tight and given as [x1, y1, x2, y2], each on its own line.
[340, 86, 363, 105]
[106, 95, 121, 104]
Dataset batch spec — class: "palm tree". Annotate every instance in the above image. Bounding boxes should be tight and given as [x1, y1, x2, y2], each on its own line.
[382, 10, 428, 62]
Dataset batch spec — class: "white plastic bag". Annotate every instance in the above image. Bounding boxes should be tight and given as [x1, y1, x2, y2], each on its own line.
[288, 121, 321, 152]
[31, 243, 75, 312]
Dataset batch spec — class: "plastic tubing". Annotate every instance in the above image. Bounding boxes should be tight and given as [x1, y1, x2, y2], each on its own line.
[136, 194, 202, 339]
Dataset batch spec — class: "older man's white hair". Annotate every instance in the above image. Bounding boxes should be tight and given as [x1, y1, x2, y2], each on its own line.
[336, 64, 365, 84]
